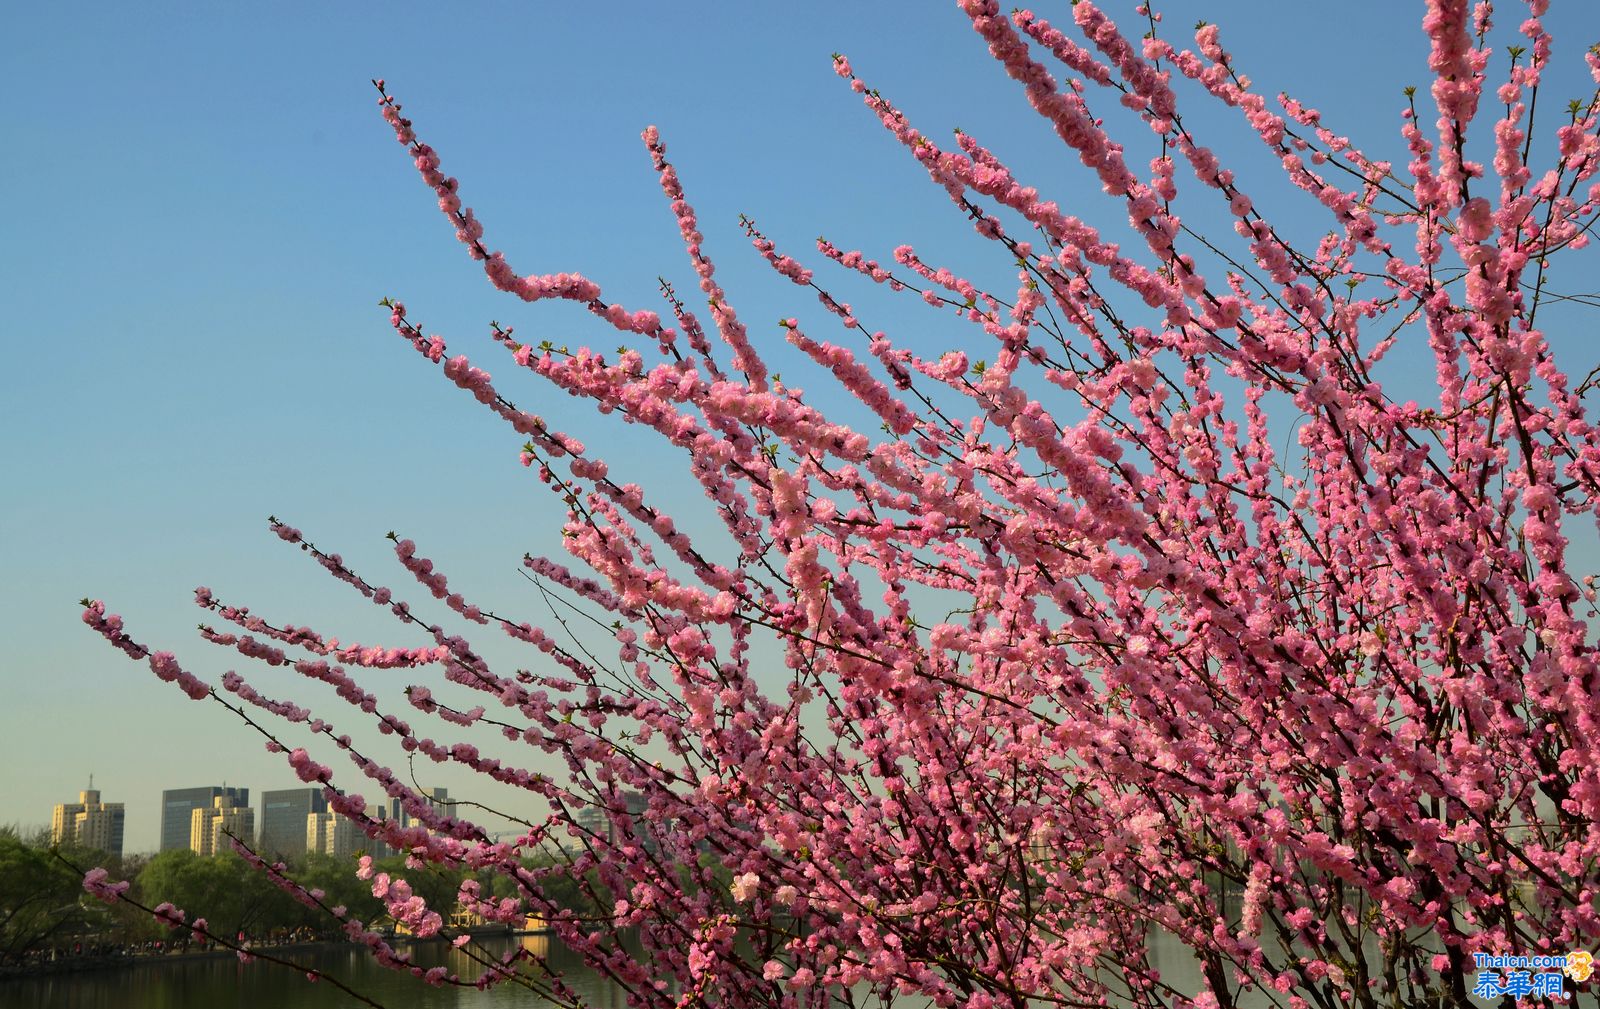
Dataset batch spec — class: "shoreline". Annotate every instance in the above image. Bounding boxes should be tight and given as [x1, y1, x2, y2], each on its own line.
[0, 930, 550, 981]
[0, 939, 346, 981]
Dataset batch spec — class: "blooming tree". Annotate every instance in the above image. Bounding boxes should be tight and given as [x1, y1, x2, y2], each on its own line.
[82, 1, 1600, 1007]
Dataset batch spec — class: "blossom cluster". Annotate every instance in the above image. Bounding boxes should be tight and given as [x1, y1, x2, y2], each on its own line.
[88, 3, 1600, 1008]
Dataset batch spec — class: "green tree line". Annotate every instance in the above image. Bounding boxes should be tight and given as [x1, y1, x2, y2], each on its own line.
[0, 827, 611, 969]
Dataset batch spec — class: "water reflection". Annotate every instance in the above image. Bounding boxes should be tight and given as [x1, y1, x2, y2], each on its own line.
[0, 935, 600, 1009]
[518, 933, 549, 960]
[0, 929, 1392, 1008]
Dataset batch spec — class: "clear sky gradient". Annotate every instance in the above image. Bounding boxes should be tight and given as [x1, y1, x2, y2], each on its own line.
[5, 3, 1598, 852]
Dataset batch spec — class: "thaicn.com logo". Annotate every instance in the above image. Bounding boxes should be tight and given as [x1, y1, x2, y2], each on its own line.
[1470, 951, 1593, 1000]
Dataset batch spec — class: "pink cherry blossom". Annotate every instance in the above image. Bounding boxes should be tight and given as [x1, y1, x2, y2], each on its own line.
[729, 872, 759, 903]
[85, 4, 1600, 1008]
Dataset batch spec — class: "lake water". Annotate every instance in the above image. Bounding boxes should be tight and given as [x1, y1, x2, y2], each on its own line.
[0, 935, 624, 1009]
[0, 930, 1260, 1008]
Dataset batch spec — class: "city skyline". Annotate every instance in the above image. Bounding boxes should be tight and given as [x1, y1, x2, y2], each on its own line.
[160, 785, 248, 854]
[33, 779, 455, 857]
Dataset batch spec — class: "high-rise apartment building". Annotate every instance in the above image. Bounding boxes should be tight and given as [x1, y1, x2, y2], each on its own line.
[306, 810, 366, 859]
[160, 786, 248, 852]
[190, 794, 255, 857]
[305, 788, 450, 860]
[51, 789, 126, 856]
[388, 787, 453, 828]
[258, 788, 328, 857]
[574, 791, 653, 852]
[366, 804, 394, 859]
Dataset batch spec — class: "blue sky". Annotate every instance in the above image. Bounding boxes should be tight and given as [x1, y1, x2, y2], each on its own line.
[5, 2, 1598, 853]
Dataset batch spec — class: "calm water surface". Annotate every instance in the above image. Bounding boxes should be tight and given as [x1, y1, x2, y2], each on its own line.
[0, 935, 624, 1009]
[0, 930, 1240, 1009]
